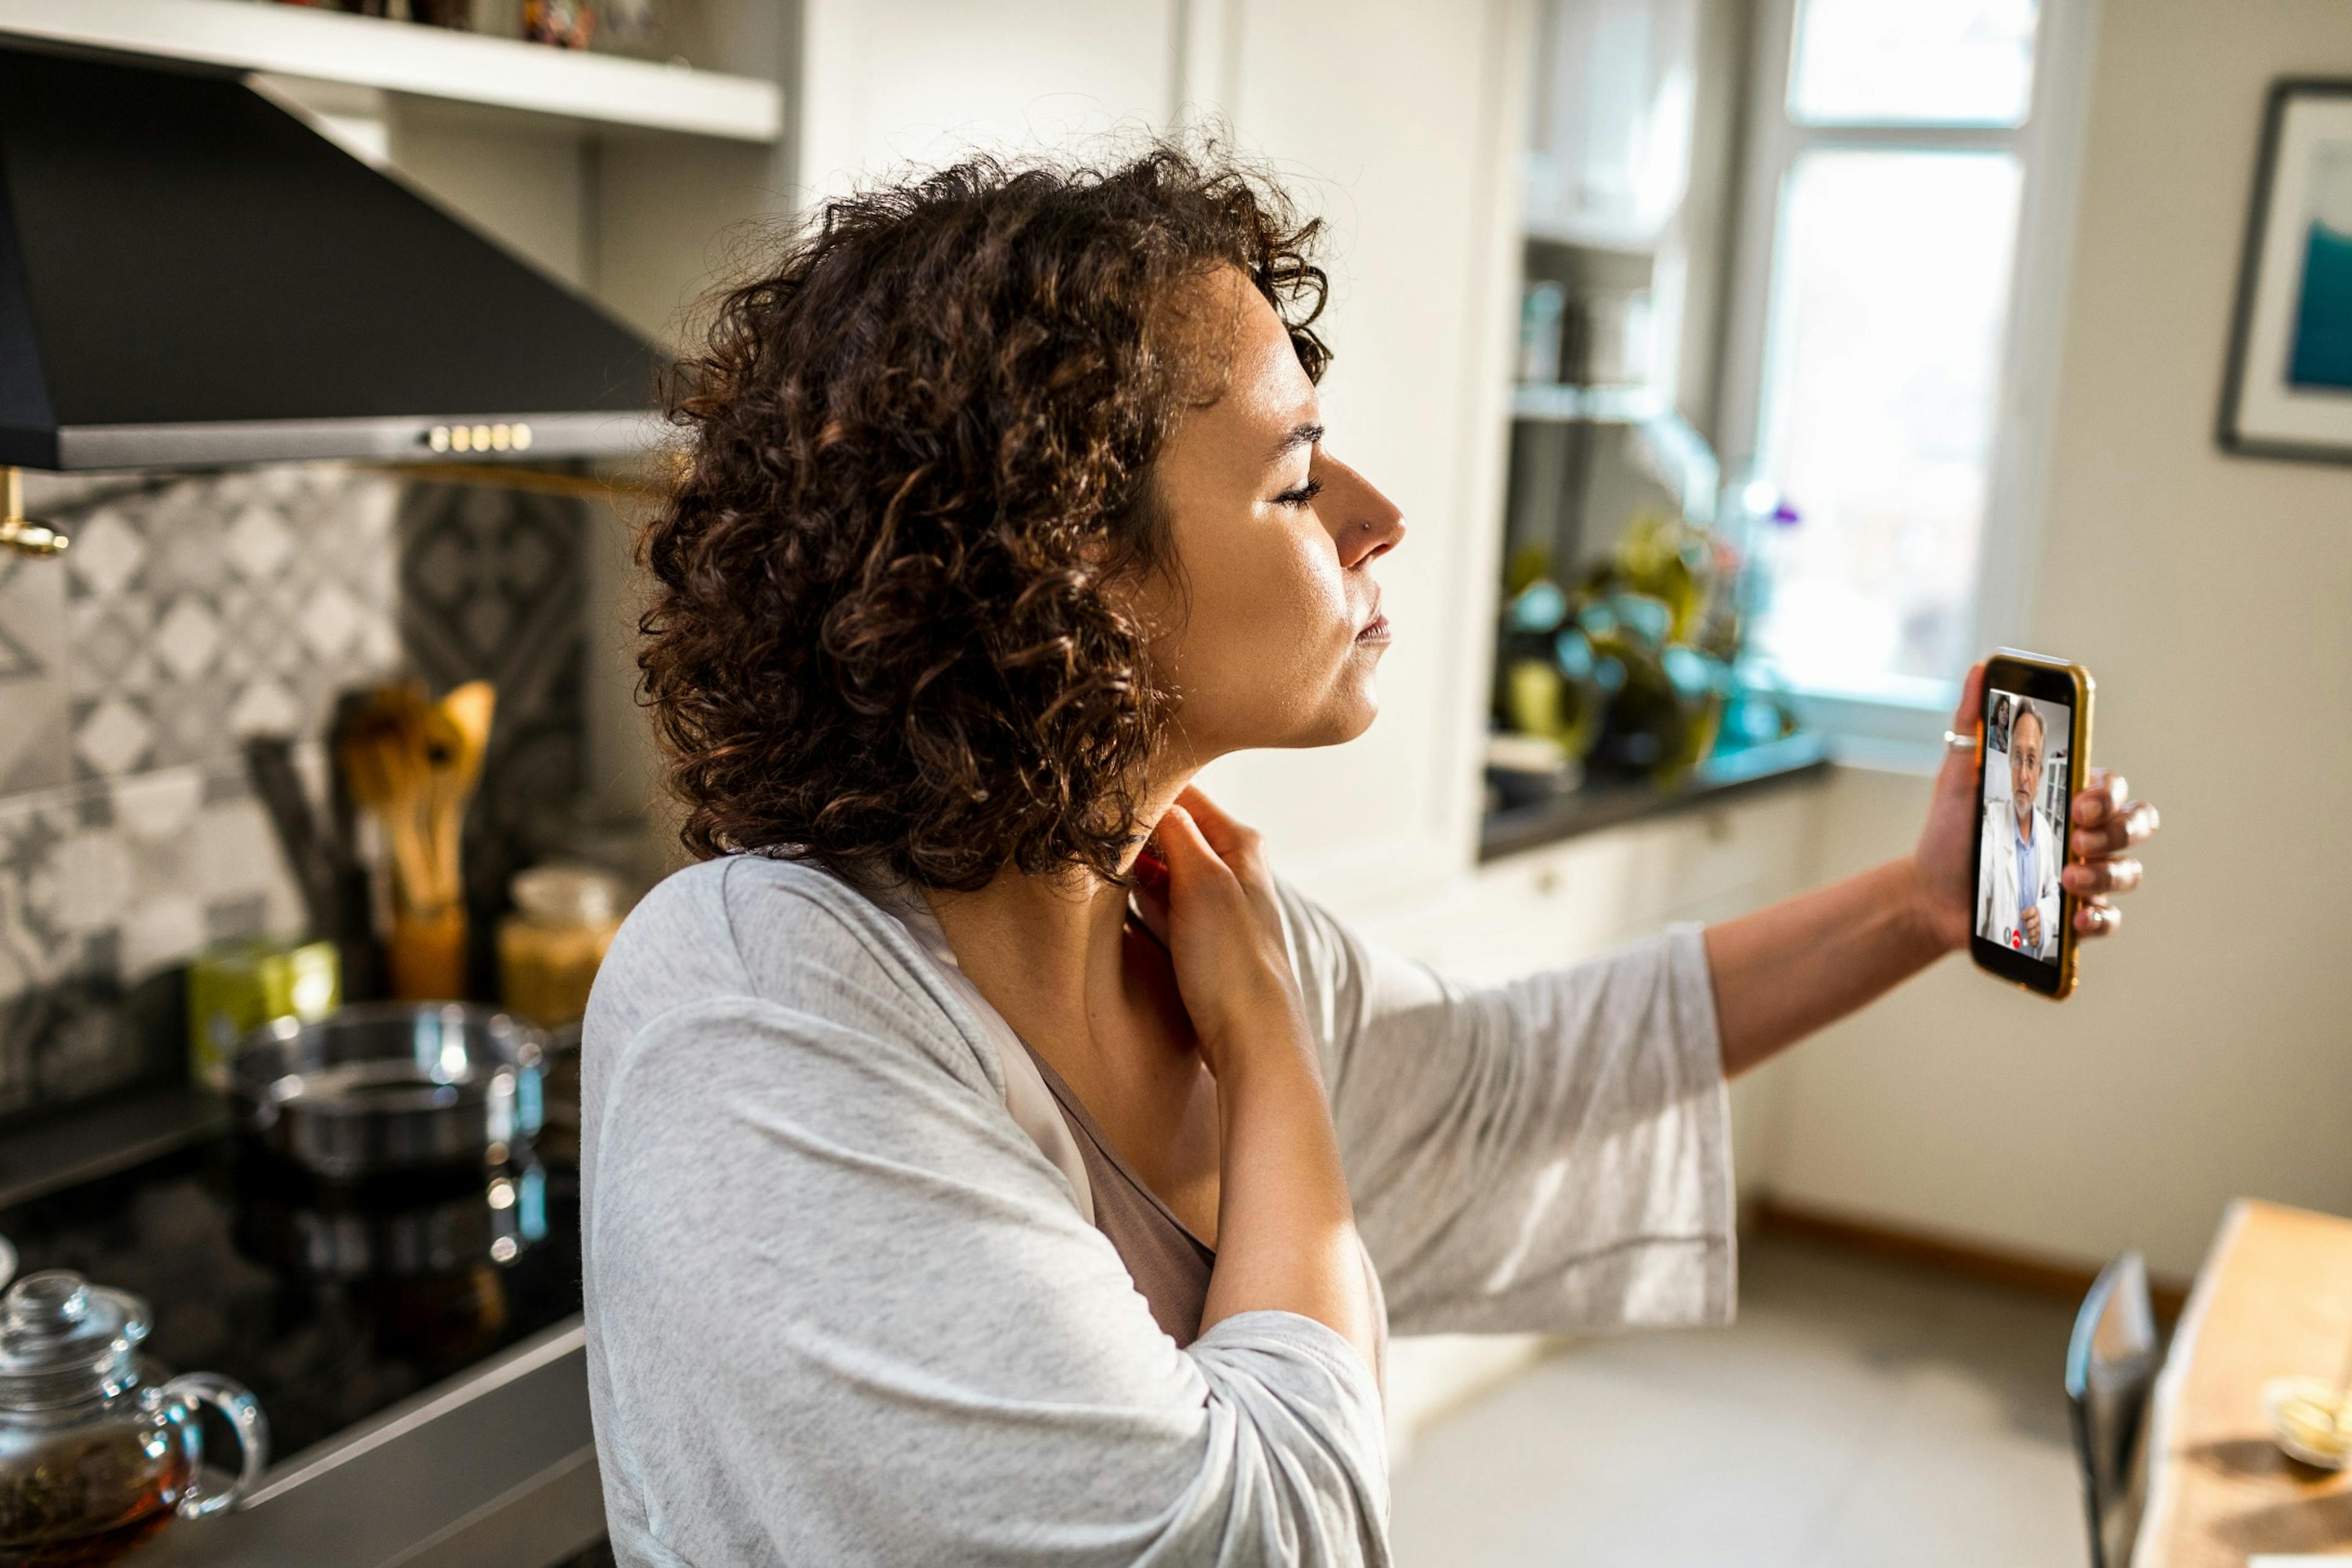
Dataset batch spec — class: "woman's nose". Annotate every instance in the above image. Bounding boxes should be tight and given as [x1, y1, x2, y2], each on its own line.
[1322, 454, 1405, 567]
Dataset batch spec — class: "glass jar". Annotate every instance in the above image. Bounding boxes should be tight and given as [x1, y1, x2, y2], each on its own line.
[497, 864, 628, 1029]
[0, 1270, 267, 1566]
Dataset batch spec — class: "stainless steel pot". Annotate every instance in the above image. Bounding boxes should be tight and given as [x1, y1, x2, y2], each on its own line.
[232, 1003, 546, 1178]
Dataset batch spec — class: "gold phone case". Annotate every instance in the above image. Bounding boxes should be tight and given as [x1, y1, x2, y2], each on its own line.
[1982, 649, 2094, 1001]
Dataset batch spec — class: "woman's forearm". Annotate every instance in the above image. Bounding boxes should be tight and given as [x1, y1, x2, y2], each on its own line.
[1199, 1046, 1379, 1373]
[1702, 857, 1954, 1077]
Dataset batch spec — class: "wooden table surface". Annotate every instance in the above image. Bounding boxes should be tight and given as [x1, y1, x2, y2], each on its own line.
[2135, 1200, 2352, 1567]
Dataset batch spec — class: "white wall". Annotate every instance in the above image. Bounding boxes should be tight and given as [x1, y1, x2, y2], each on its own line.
[1758, 0, 2352, 1279]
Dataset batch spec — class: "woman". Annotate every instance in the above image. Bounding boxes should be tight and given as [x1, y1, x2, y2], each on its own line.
[581, 148, 2158, 1566]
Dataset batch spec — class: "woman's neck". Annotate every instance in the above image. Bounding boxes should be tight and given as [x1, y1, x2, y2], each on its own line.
[921, 774, 1189, 1068]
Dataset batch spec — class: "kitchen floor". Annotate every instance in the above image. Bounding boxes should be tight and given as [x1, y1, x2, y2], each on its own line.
[1389, 1233, 2091, 1567]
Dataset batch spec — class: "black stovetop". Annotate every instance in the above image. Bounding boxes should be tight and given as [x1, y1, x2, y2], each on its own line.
[0, 1138, 583, 1463]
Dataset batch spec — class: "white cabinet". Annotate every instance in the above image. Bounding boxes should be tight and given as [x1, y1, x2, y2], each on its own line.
[1352, 783, 1819, 976]
[0, 0, 782, 139]
[793, 0, 1182, 200]
[1523, 0, 1700, 251]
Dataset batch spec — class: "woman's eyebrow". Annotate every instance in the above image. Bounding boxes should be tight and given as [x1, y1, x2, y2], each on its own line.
[1270, 421, 1324, 463]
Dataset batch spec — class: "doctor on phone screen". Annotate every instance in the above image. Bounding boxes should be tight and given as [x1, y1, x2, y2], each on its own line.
[1978, 700, 2062, 957]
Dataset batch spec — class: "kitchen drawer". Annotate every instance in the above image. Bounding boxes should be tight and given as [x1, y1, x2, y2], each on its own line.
[1401, 778, 1823, 983]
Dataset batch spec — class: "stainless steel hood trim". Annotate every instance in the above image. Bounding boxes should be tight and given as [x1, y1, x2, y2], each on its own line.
[249, 1316, 587, 1506]
[51, 411, 667, 470]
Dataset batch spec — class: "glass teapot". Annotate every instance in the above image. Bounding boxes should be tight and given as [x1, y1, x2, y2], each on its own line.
[0, 1261, 268, 1567]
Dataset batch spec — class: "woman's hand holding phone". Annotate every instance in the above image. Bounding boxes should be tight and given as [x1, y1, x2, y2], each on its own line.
[1911, 660, 2160, 960]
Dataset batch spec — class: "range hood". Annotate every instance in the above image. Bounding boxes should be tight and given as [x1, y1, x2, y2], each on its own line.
[0, 42, 665, 472]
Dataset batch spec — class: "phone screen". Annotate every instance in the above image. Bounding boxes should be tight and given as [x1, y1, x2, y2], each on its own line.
[1975, 683, 2073, 966]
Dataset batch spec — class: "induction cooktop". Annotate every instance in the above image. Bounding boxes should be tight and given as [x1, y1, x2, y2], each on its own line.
[0, 1137, 582, 1464]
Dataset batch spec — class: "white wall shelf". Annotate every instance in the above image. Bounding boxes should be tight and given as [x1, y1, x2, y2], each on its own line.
[0, 0, 781, 142]
[1523, 214, 1667, 257]
[1510, 382, 1667, 423]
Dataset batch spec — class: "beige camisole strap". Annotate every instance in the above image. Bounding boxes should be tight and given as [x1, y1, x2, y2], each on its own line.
[1019, 1044, 1216, 1346]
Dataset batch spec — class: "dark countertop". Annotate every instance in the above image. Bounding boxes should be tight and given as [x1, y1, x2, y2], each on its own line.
[1479, 730, 1832, 862]
[0, 1082, 231, 1211]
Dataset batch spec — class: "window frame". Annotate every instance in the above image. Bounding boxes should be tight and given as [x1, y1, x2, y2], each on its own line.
[1714, 0, 2099, 764]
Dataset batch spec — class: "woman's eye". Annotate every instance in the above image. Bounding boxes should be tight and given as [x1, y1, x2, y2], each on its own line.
[1272, 477, 1324, 509]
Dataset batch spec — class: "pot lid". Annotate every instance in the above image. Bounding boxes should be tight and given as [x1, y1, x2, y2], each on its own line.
[0, 1270, 148, 1407]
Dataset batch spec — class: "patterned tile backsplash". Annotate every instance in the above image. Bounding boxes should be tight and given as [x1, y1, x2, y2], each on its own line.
[0, 464, 593, 1121]
[56, 467, 402, 784]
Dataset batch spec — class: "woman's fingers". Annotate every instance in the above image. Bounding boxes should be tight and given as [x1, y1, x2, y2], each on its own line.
[2058, 764, 2157, 923]
[1129, 848, 1173, 944]
[1951, 662, 1986, 731]
[1173, 785, 1263, 864]
[2070, 770, 2156, 856]
[1150, 804, 1233, 891]
[2071, 799, 2160, 859]
[2071, 769, 2129, 826]
[2064, 858, 2143, 897]
[2074, 898, 2121, 938]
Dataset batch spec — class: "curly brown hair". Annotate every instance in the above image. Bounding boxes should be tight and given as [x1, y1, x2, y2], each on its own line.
[639, 145, 1330, 891]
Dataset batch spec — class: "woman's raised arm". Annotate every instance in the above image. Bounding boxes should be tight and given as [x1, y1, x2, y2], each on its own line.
[1703, 663, 2158, 1075]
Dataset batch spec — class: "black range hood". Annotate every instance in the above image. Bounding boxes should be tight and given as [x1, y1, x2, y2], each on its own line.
[0, 43, 666, 472]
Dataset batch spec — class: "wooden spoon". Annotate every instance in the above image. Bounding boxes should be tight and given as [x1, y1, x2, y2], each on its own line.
[420, 681, 495, 913]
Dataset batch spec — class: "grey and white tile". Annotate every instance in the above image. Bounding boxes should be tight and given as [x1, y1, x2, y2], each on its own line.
[0, 461, 590, 1121]
[50, 466, 402, 782]
[0, 552, 69, 795]
[0, 783, 77, 1115]
[0, 755, 314, 1117]
[396, 479, 590, 910]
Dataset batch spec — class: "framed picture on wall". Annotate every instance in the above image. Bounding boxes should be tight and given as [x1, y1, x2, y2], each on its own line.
[2220, 80, 2352, 462]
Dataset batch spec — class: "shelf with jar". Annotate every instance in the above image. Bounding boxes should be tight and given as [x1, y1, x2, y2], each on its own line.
[1480, 0, 1811, 860]
[1479, 484, 1824, 859]
[1487, 235, 1819, 856]
[0, 0, 782, 141]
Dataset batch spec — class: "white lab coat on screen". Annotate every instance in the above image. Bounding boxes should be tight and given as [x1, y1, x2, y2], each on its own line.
[1983, 747, 2011, 807]
[1978, 796, 2062, 959]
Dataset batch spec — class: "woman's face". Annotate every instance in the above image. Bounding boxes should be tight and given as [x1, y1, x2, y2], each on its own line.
[1139, 268, 1405, 767]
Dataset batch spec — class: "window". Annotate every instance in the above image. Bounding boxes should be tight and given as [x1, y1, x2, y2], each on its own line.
[1718, 0, 2088, 738]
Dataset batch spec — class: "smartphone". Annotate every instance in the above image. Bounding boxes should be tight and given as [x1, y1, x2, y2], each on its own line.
[1970, 649, 2094, 1000]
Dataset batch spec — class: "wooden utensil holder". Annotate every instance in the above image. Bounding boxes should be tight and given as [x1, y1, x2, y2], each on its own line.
[389, 906, 468, 1001]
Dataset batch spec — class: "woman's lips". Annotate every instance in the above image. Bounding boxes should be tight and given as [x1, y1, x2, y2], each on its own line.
[1355, 611, 1392, 644]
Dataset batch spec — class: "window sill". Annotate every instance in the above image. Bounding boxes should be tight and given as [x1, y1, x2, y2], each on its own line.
[1479, 729, 1832, 862]
[1773, 679, 1966, 778]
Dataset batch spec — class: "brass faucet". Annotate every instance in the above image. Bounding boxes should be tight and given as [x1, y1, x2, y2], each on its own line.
[0, 468, 66, 557]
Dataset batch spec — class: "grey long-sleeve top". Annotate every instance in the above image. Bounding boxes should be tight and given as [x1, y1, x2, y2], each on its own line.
[579, 854, 1734, 1567]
